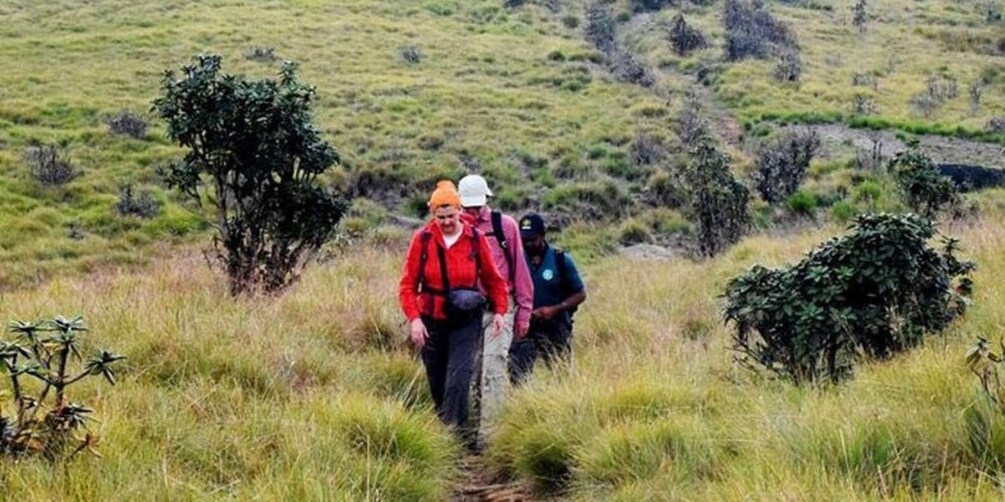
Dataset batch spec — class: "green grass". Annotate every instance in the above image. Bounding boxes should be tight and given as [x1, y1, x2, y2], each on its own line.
[484, 211, 1005, 500]
[3, 0, 1003, 287]
[618, 0, 1005, 140]
[0, 0, 671, 287]
[4, 2, 1005, 497]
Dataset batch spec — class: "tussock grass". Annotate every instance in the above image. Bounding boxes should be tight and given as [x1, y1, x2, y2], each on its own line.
[3, 206, 1005, 498]
[0, 247, 454, 499]
[486, 207, 1005, 499]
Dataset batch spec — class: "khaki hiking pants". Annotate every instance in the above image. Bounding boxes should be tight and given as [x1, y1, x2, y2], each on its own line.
[474, 299, 515, 444]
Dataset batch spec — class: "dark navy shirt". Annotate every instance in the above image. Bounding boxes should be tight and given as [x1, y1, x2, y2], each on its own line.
[527, 245, 584, 312]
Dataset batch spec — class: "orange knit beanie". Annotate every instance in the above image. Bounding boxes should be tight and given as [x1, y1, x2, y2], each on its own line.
[428, 180, 461, 210]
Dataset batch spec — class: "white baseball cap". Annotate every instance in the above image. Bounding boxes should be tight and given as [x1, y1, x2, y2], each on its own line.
[458, 175, 493, 207]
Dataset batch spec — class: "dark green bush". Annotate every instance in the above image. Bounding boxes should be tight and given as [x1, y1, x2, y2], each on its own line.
[723, 0, 798, 61]
[683, 138, 750, 257]
[154, 55, 348, 295]
[752, 130, 820, 204]
[725, 214, 974, 384]
[892, 147, 961, 219]
[669, 14, 708, 56]
[24, 145, 80, 186]
[585, 2, 616, 53]
[105, 111, 148, 139]
[115, 184, 161, 219]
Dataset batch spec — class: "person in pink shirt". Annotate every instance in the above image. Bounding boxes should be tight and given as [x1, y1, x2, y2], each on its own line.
[457, 174, 533, 447]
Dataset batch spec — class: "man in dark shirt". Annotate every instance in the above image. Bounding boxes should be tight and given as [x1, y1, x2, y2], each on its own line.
[508, 213, 587, 385]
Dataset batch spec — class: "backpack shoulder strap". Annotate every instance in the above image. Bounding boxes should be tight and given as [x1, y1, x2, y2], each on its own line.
[554, 248, 569, 289]
[491, 211, 515, 283]
[470, 226, 482, 277]
[418, 231, 432, 290]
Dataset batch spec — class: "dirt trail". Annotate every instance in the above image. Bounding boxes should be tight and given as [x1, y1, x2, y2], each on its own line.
[789, 124, 1005, 168]
[453, 453, 532, 502]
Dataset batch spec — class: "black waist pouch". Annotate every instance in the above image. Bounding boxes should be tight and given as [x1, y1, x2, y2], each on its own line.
[446, 287, 486, 320]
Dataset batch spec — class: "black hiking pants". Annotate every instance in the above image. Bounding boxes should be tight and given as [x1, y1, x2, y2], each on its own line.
[508, 318, 572, 386]
[421, 313, 483, 434]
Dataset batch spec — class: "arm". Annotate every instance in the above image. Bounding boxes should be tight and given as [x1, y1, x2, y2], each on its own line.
[534, 254, 586, 319]
[477, 231, 508, 315]
[558, 253, 586, 311]
[398, 231, 424, 322]
[506, 216, 534, 333]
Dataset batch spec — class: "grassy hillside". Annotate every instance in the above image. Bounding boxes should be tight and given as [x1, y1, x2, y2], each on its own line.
[0, 0, 668, 287]
[2, 2, 1005, 497]
[616, 0, 1005, 134]
[2, 0, 1002, 288]
[2, 201, 1005, 499]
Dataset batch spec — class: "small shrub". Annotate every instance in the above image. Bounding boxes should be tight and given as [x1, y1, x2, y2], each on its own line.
[646, 170, 688, 208]
[786, 190, 818, 216]
[981, 1, 1003, 23]
[911, 73, 958, 117]
[773, 48, 803, 83]
[852, 94, 877, 115]
[105, 111, 148, 139]
[927, 73, 959, 100]
[631, 0, 674, 12]
[723, 0, 798, 61]
[674, 93, 709, 149]
[725, 214, 974, 384]
[65, 221, 86, 241]
[585, 2, 616, 53]
[851, 72, 874, 87]
[116, 184, 162, 219]
[610, 49, 654, 87]
[24, 145, 80, 186]
[909, 92, 941, 119]
[855, 130, 884, 170]
[892, 146, 961, 219]
[830, 200, 857, 222]
[970, 81, 984, 114]
[852, 0, 867, 33]
[1, 316, 125, 458]
[399, 44, 422, 64]
[683, 138, 750, 257]
[669, 14, 708, 56]
[630, 131, 665, 167]
[619, 219, 653, 245]
[562, 15, 580, 28]
[244, 46, 276, 62]
[752, 130, 820, 204]
[988, 117, 1005, 133]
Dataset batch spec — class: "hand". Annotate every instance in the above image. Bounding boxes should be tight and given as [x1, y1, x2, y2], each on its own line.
[490, 314, 505, 339]
[532, 305, 560, 321]
[410, 319, 429, 348]
[516, 321, 529, 340]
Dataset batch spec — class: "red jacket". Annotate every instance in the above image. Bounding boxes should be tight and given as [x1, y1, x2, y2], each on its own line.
[399, 222, 509, 322]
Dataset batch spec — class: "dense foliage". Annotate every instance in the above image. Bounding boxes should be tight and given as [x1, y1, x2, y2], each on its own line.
[154, 55, 348, 295]
[725, 214, 973, 384]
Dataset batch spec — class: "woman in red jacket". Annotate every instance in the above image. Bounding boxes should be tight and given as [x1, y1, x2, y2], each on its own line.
[399, 181, 508, 434]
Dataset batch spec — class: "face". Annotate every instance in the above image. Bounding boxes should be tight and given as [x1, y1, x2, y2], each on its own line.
[462, 206, 483, 218]
[524, 233, 546, 256]
[433, 206, 461, 234]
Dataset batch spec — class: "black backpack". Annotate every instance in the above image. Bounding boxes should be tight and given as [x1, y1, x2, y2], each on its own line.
[485, 210, 515, 285]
